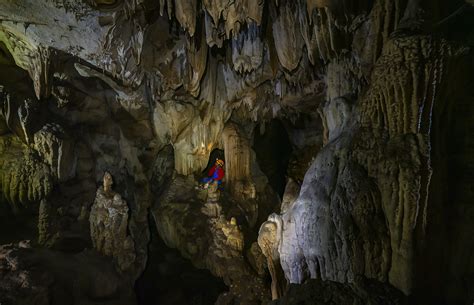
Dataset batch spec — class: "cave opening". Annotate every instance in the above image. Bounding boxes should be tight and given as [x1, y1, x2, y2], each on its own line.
[253, 119, 292, 198]
[201, 148, 225, 175]
[135, 217, 228, 305]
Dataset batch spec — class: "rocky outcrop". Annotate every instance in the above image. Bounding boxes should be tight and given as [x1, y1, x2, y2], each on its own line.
[90, 172, 136, 272]
[258, 214, 286, 300]
[153, 174, 271, 304]
[259, 34, 471, 302]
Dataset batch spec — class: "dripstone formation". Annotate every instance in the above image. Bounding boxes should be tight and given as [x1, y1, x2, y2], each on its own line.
[0, 0, 473, 305]
[90, 172, 136, 272]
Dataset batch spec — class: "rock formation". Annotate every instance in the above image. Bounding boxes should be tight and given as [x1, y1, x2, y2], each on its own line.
[221, 217, 244, 252]
[153, 171, 272, 304]
[0, 242, 136, 305]
[90, 172, 136, 272]
[258, 214, 286, 300]
[0, 0, 473, 304]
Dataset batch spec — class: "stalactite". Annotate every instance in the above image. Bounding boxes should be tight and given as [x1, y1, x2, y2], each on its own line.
[28, 46, 53, 100]
[204, 11, 225, 47]
[33, 123, 76, 182]
[231, 22, 263, 73]
[174, 0, 197, 37]
[203, 0, 230, 25]
[272, 1, 304, 71]
[185, 29, 208, 97]
[0, 135, 54, 210]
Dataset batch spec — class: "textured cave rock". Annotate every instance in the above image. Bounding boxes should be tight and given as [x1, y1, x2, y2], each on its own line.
[261, 34, 473, 301]
[270, 278, 406, 305]
[0, 242, 136, 305]
[152, 167, 276, 304]
[89, 172, 136, 272]
[0, 0, 473, 304]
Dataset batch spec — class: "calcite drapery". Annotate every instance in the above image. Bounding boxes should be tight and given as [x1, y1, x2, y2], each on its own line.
[222, 122, 255, 200]
[272, 1, 304, 71]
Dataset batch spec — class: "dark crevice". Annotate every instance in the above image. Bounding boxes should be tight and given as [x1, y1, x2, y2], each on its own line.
[253, 119, 293, 198]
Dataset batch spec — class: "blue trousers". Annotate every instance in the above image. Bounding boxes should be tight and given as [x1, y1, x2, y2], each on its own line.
[202, 177, 222, 185]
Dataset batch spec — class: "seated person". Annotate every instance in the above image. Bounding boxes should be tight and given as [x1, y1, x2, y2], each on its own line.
[201, 158, 225, 188]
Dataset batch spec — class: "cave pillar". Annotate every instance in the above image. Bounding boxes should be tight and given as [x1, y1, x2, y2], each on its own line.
[222, 122, 256, 201]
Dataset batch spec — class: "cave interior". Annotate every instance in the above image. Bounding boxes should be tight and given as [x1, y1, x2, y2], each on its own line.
[0, 0, 473, 305]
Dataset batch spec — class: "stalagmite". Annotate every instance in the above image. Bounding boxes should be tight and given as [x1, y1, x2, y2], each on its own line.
[258, 214, 286, 300]
[90, 172, 136, 272]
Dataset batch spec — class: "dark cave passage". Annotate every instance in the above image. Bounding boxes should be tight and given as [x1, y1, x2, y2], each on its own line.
[253, 120, 292, 198]
[135, 219, 227, 305]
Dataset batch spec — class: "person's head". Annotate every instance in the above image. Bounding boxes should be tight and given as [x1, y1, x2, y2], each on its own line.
[216, 158, 224, 167]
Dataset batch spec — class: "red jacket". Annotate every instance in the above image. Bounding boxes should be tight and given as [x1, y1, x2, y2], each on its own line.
[208, 165, 225, 181]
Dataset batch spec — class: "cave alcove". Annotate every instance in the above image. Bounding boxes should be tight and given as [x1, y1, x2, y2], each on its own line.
[201, 148, 225, 178]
